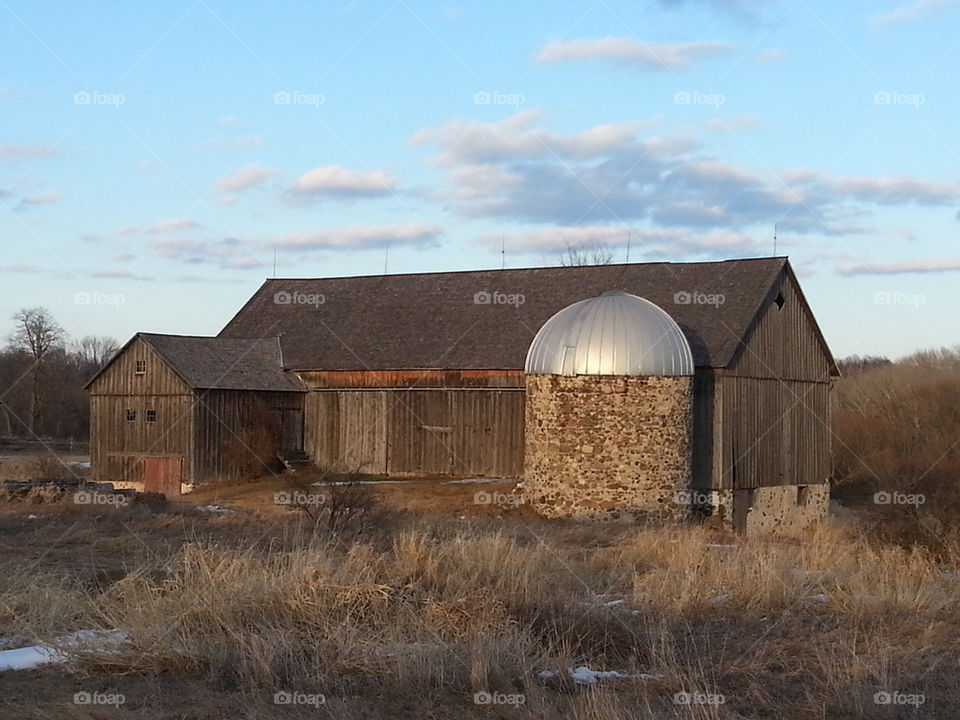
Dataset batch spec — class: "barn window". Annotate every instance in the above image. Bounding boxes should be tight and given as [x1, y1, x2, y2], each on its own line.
[135, 360, 146, 374]
[774, 292, 785, 310]
[126, 409, 137, 422]
[796, 485, 809, 506]
[146, 409, 157, 423]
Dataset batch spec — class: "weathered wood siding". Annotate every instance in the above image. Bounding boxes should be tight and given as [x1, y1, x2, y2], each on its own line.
[715, 271, 833, 490]
[88, 338, 193, 484]
[297, 369, 525, 389]
[305, 389, 525, 477]
[193, 390, 303, 484]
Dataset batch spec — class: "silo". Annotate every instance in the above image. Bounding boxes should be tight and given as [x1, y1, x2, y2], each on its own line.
[523, 290, 694, 521]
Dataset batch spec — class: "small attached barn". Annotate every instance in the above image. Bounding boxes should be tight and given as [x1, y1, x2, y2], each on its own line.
[85, 334, 304, 493]
[89, 257, 837, 532]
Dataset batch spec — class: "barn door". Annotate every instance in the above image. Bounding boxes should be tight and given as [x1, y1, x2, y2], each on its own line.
[142, 456, 183, 496]
[282, 409, 304, 452]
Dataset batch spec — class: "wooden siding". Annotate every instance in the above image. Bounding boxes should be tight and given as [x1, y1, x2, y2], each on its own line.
[89, 338, 194, 484]
[305, 389, 525, 477]
[297, 369, 525, 389]
[193, 390, 303, 484]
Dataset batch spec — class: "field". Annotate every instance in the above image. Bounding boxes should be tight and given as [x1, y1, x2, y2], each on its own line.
[1, 471, 957, 719]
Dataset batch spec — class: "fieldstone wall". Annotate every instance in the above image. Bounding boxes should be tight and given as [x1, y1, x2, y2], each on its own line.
[697, 485, 829, 534]
[523, 374, 692, 521]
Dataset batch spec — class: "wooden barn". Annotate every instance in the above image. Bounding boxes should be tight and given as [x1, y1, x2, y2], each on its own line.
[85, 334, 304, 492]
[89, 257, 837, 528]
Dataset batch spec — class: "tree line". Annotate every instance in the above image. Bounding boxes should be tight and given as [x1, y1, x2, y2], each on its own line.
[0, 307, 119, 441]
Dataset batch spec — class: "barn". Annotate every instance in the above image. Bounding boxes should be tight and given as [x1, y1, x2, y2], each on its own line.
[88, 257, 837, 531]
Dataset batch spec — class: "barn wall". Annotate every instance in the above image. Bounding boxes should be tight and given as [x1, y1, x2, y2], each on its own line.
[305, 388, 525, 477]
[88, 338, 194, 485]
[719, 272, 833, 491]
[193, 390, 304, 484]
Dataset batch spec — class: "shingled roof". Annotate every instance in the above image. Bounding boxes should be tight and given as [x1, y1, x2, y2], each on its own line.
[85, 333, 304, 392]
[219, 257, 822, 372]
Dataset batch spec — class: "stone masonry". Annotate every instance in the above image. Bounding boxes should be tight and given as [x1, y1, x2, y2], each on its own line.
[523, 374, 692, 521]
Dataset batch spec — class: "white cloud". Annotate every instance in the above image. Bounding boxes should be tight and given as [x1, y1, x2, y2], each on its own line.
[0, 144, 59, 161]
[147, 218, 201, 234]
[830, 175, 960, 205]
[537, 37, 735, 69]
[287, 165, 398, 199]
[269, 222, 442, 251]
[18, 192, 61, 206]
[706, 115, 761, 133]
[215, 163, 280, 193]
[839, 258, 960, 275]
[868, 0, 956, 29]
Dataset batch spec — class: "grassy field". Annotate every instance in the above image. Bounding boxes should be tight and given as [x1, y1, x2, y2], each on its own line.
[1, 474, 957, 719]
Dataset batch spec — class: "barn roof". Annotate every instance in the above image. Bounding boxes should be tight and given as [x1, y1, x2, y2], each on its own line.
[85, 333, 304, 392]
[219, 257, 834, 372]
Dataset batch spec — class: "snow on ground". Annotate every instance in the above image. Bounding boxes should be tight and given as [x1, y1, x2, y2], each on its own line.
[0, 629, 127, 673]
[539, 666, 662, 685]
[195, 504, 231, 513]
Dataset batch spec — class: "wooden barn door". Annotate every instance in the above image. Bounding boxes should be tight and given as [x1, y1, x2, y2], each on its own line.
[281, 409, 304, 452]
[142, 456, 183, 496]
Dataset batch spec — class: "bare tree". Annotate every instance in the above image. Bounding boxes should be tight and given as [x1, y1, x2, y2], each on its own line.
[8, 307, 65, 434]
[559, 242, 615, 267]
[72, 335, 121, 368]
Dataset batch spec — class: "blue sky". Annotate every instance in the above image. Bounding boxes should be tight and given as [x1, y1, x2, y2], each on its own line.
[1, 0, 958, 359]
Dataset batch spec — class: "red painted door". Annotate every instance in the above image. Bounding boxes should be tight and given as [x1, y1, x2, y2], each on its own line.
[142, 457, 183, 496]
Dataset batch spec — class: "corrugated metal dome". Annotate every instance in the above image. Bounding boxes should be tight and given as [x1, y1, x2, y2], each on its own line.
[525, 290, 694, 376]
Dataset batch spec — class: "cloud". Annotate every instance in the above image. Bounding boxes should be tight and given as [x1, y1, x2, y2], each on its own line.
[410, 109, 645, 165]
[91, 269, 154, 281]
[754, 48, 786, 63]
[838, 258, 960, 275]
[537, 37, 735, 69]
[146, 218, 201, 234]
[287, 165, 398, 200]
[868, 0, 956, 29]
[0, 263, 43, 274]
[268, 222, 442, 251]
[0, 144, 59, 161]
[830, 175, 960, 205]
[17, 192, 61, 207]
[706, 114, 761, 133]
[215, 163, 280, 193]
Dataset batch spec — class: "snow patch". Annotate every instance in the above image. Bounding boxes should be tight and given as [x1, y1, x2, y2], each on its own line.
[0, 629, 127, 673]
[538, 666, 662, 685]
[195, 505, 231, 513]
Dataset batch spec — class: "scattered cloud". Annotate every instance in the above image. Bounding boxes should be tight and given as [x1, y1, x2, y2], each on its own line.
[0, 143, 59, 161]
[829, 175, 960, 205]
[215, 163, 280, 193]
[268, 222, 442, 251]
[287, 165, 398, 200]
[146, 218, 201, 234]
[706, 114, 761, 133]
[537, 37, 735, 70]
[754, 48, 787, 63]
[91, 269, 154, 281]
[868, 0, 956, 29]
[17, 192, 62, 207]
[838, 258, 960, 275]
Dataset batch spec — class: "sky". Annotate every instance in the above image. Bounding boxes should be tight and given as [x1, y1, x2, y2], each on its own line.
[1, 0, 958, 360]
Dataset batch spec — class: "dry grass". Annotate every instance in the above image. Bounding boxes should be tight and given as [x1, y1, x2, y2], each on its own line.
[2, 496, 958, 719]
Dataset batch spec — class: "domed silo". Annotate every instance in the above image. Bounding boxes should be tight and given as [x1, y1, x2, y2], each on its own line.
[523, 290, 694, 521]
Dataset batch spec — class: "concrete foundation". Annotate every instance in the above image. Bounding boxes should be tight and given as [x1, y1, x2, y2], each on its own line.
[694, 484, 829, 534]
[523, 374, 692, 521]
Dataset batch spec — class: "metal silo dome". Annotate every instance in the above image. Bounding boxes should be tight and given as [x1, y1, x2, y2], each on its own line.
[524, 290, 694, 377]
